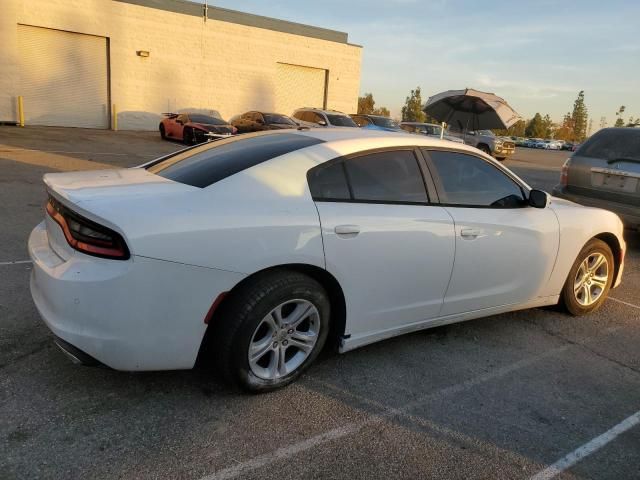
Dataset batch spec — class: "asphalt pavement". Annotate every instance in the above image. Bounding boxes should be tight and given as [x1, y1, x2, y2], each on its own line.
[1, 127, 639, 480]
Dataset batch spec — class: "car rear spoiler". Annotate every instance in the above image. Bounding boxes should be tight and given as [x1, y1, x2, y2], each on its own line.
[161, 112, 179, 118]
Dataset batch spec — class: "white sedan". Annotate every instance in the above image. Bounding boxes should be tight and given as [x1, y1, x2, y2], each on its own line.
[29, 130, 626, 392]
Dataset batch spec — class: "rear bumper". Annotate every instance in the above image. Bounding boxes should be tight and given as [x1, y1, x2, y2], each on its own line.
[29, 221, 245, 371]
[552, 186, 640, 229]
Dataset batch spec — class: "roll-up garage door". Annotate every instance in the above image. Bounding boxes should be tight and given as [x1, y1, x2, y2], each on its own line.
[17, 25, 109, 128]
[275, 63, 327, 116]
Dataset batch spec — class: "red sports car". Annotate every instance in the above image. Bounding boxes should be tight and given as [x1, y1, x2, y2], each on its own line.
[159, 113, 236, 145]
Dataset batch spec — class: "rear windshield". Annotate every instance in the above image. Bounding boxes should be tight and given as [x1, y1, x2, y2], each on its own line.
[326, 114, 358, 127]
[264, 114, 297, 125]
[576, 128, 640, 162]
[371, 117, 400, 129]
[147, 133, 323, 188]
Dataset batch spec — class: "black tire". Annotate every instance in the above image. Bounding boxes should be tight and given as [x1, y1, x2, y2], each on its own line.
[478, 144, 491, 155]
[183, 127, 194, 145]
[213, 270, 330, 393]
[560, 239, 614, 316]
[495, 156, 506, 162]
[159, 123, 166, 140]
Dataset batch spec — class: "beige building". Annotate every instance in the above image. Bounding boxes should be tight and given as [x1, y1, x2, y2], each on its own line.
[0, 0, 362, 130]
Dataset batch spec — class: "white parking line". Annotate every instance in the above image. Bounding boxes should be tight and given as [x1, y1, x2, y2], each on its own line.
[0, 260, 32, 266]
[609, 297, 640, 310]
[199, 344, 570, 480]
[530, 410, 640, 480]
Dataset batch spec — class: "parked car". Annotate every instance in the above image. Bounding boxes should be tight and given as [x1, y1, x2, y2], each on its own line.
[30, 129, 625, 392]
[399, 122, 464, 143]
[545, 140, 563, 150]
[562, 142, 577, 151]
[231, 111, 298, 134]
[292, 108, 358, 128]
[553, 127, 640, 229]
[524, 138, 541, 148]
[350, 114, 403, 132]
[447, 129, 515, 160]
[515, 137, 528, 147]
[159, 112, 236, 145]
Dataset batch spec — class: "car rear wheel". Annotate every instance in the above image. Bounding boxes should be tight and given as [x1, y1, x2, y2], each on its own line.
[159, 124, 166, 140]
[214, 270, 330, 392]
[560, 239, 614, 315]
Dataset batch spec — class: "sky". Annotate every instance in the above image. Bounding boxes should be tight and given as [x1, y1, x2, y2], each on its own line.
[209, 0, 639, 127]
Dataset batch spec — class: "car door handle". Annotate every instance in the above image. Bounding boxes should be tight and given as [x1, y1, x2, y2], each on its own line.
[334, 225, 360, 236]
[460, 228, 482, 238]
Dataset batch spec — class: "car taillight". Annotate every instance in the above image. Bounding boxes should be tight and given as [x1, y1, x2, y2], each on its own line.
[46, 196, 130, 260]
[560, 158, 571, 187]
[232, 126, 238, 134]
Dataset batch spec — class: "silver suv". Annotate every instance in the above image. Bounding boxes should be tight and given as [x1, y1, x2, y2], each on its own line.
[292, 108, 358, 128]
[447, 129, 515, 161]
[553, 127, 640, 229]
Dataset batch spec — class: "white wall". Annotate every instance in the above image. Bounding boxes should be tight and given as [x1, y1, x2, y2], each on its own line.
[0, 0, 362, 130]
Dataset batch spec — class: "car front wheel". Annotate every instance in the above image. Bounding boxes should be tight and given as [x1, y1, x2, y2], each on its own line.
[214, 270, 330, 392]
[561, 239, 614, 315]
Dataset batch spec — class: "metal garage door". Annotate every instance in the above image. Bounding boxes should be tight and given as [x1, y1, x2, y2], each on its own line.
[275, 63, 327, 116]
[17, 25, 109, 129]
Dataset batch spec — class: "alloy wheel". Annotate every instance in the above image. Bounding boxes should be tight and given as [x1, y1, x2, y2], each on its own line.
[248, 299, 320, 380]
[573, 252, 609, 306]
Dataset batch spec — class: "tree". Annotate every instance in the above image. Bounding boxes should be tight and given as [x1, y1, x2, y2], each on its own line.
[373, 106, 390, 117]
[599, 117, 607, 129]
[614, 106, 626, 127]
[554, 112, 575, 141]
[401, 87, 426, 123]
[542, 114, 554, 138]
[357, 93, 375, 114]
[570, 91, 588, 141]
[525, 113, 545, 138]
[357, 93, 390, 117]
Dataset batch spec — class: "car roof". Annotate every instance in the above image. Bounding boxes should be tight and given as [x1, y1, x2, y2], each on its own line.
[400, 122, 440, 127]
[277, 127, 479, 153]
[294, 107, 348, 115]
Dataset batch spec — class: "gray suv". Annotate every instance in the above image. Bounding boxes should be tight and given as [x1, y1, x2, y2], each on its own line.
[292, 108, 358, 128]
[552, 127, 640, 229]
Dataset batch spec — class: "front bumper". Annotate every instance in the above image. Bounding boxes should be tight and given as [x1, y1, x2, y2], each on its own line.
[552, 186, 640, 229]
[29, 221, 245, 371]
[494, 145, 515, 157]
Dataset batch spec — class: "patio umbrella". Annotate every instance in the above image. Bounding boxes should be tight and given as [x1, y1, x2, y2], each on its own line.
[424, 88, 521, 132]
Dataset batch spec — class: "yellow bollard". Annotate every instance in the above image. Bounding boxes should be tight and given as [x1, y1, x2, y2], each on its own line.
[17, 96, 24, 127]
[112, 103, 118, 131]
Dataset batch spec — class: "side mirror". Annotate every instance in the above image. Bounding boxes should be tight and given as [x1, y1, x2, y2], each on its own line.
[528, 189, 549, 208]
[317, 120, 327, 126]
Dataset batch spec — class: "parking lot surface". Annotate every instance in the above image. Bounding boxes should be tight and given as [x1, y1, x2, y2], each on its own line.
[1, 126, 639, 480]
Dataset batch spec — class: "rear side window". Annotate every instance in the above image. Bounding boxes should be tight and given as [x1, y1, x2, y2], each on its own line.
[308, 162, 351, 200]
[346, 150, 428, 202]
[148, 133, 323, 188]
[576, 129, 640, 162]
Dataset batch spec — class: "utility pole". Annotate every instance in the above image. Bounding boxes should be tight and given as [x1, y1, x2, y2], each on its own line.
[203, 0, 208, 22]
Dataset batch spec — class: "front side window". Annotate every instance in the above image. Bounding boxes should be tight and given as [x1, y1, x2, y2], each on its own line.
[264, 114, 296, 125]
[426, 150, 525, 208]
